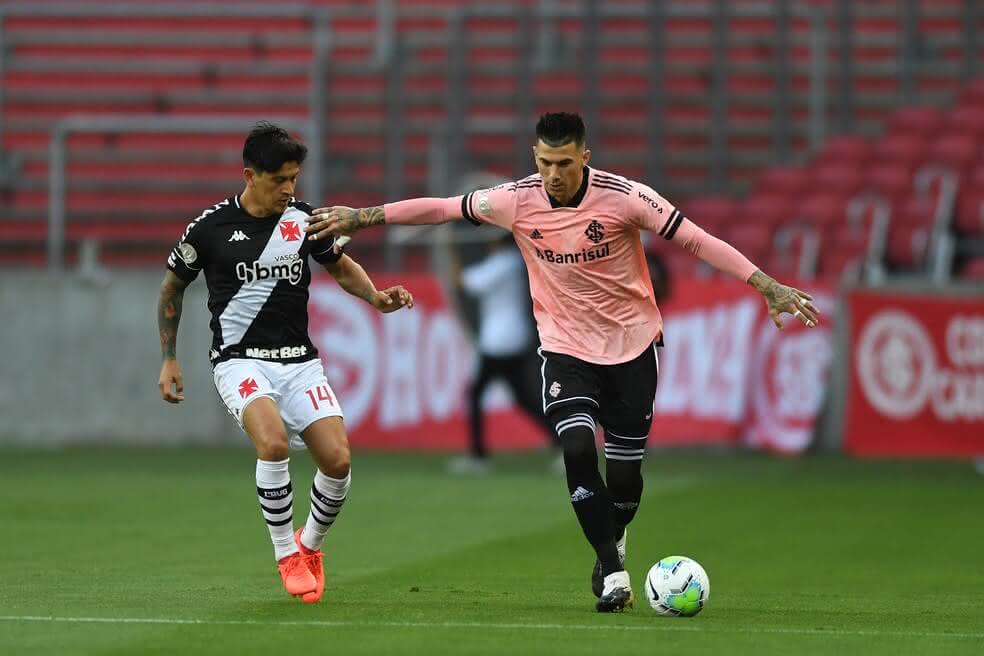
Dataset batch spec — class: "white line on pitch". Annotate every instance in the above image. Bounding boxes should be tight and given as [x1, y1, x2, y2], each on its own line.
[0, 615, 982, 641]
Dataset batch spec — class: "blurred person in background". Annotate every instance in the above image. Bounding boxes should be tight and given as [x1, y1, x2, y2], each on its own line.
[305, 112, 818, 613]
[447, 232, 561, 476]
[157, 122, 413, 604]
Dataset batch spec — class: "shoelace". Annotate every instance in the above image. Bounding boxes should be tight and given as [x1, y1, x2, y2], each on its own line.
[284, 555, 310, 578]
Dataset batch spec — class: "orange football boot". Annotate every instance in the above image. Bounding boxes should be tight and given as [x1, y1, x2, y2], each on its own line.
[294, 527, 325, 603]
[277, 551, 317, 598]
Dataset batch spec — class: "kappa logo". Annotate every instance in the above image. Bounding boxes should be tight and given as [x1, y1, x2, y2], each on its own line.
[530, 229, 544, 240]
[549, 381, 562, 398]
[584, 220, 605, 244]
[228, 230, 250, 242]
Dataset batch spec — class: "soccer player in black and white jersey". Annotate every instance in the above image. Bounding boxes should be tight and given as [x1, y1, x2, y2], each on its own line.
[157, 123, 414, 603]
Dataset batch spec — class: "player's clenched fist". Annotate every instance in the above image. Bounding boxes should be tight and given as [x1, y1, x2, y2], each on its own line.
[370, 286, 414, 313]
[159, 359, 185, 403]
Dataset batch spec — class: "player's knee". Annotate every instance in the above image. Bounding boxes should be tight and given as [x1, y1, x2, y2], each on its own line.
[549, 406, 598, 465]
[324, 444, 351, 478]
[255, 430, 290, 461]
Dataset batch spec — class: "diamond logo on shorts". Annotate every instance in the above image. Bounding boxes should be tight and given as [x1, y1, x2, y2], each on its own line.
[549, 381, 561, 398]
[238, 377, 259, 398]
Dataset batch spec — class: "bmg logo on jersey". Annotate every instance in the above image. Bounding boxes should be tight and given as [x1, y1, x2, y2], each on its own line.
[235, 253, 303, 285]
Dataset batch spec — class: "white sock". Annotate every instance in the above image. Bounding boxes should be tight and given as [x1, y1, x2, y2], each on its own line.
[255, 458, 297, 561]
[301, 469, 351, 552]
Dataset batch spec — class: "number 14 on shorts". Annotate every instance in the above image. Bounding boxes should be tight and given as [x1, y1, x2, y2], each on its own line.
[305, 384, 336, 410]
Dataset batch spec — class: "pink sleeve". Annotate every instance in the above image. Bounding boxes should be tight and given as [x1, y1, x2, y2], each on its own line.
[625, 182, 679, 234]
[383, 196, 465, 225]
[462, 183, 519, 229]
[670, 219, 759, 282]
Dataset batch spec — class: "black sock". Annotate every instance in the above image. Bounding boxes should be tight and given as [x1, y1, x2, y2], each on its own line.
[604, 430, 647, 535]
[606, 459, 643, 534]
[552, 408, 621, 576]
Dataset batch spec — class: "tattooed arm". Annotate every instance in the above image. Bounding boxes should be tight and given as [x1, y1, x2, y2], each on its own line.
[305, 196, 468, 241]
[747, 270, 820, 330]
[158, 270, 189, 403]
[305, 205, 387, 241]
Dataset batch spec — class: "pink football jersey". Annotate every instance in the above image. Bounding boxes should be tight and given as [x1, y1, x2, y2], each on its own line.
[384, 167, 757, 365]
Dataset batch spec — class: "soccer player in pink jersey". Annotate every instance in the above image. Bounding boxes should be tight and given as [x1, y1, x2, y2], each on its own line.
[305, 112, 819, 612]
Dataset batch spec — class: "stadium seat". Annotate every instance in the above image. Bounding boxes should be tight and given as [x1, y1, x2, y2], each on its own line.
[741, 193, 795, 228]
[755, 166, 810, 196]
[885, 106, 945, 137]
[955, 190, 984, 236]
[885, 221, 931, 268]
[815, 135, 870, 166]
[926, 134, 981, 170]
[962, 256, 984, 279]
[811, 163, 864, 197]
[862, 164, 915, 201]
[872, 135, 928, 166]
[681, 196, 738, 233]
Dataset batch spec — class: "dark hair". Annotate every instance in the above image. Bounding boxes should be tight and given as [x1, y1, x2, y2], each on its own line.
[535, 112, 586, 147]
[242, 121, 308, 173]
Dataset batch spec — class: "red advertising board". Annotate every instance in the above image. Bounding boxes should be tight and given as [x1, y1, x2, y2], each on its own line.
[845, 290, 984, 457]
[655, 280, 835, 453]
[308, 274, 834, 453]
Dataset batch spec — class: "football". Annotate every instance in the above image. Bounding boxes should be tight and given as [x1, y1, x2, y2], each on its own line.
[644, 556, 710, 617]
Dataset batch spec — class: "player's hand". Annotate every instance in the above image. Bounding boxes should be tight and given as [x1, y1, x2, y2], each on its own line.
[758, 279, 819, 330]
[306, 206, 384, 241]
[370, 286, 414, 313]
[159, 358, 185, 403]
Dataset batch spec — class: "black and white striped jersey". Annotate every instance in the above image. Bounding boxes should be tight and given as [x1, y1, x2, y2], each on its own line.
[166, 195, 343, 366]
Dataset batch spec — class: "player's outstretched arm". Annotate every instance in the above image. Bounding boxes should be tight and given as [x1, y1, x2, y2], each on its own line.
[747, 270, 819, 330]
[323, 253, 414, 313]
[305, 196, 466, 241]
[158, 270, 189, 403]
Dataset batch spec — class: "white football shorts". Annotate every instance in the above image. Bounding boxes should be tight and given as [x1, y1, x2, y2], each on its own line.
[213, 357, 344, 449]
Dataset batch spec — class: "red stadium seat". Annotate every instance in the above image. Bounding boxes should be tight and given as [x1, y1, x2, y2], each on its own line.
[755, 166, 810, 196]
[724, 223, 773, 262]
[962, 257, 984, 280]
[862, 164, 915, 201]
[926, 134, 981, 169]
[816, 135, 871, 166]
[885, 222, 931, 268]
[955, 190, 984, 236]
[741, 193, 795, 228]
[894, 195, 936, 228]
[796, 193, 848, 226]
[885, 106, 944, 137]
[946, 105, 984, 137]
[811, 162, 863, 197]
[872, 135, 928, 166]
[681, 196, 738, 233]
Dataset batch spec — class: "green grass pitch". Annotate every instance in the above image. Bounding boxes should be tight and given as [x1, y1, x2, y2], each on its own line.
[1, 447, 982, 655]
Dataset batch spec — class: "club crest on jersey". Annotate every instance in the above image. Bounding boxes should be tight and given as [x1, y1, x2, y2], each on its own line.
[584, 220, 605, 244]
[279, 220, 301, 242]
[235, 253, 303, 285]
[549, 381, 561, 397]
